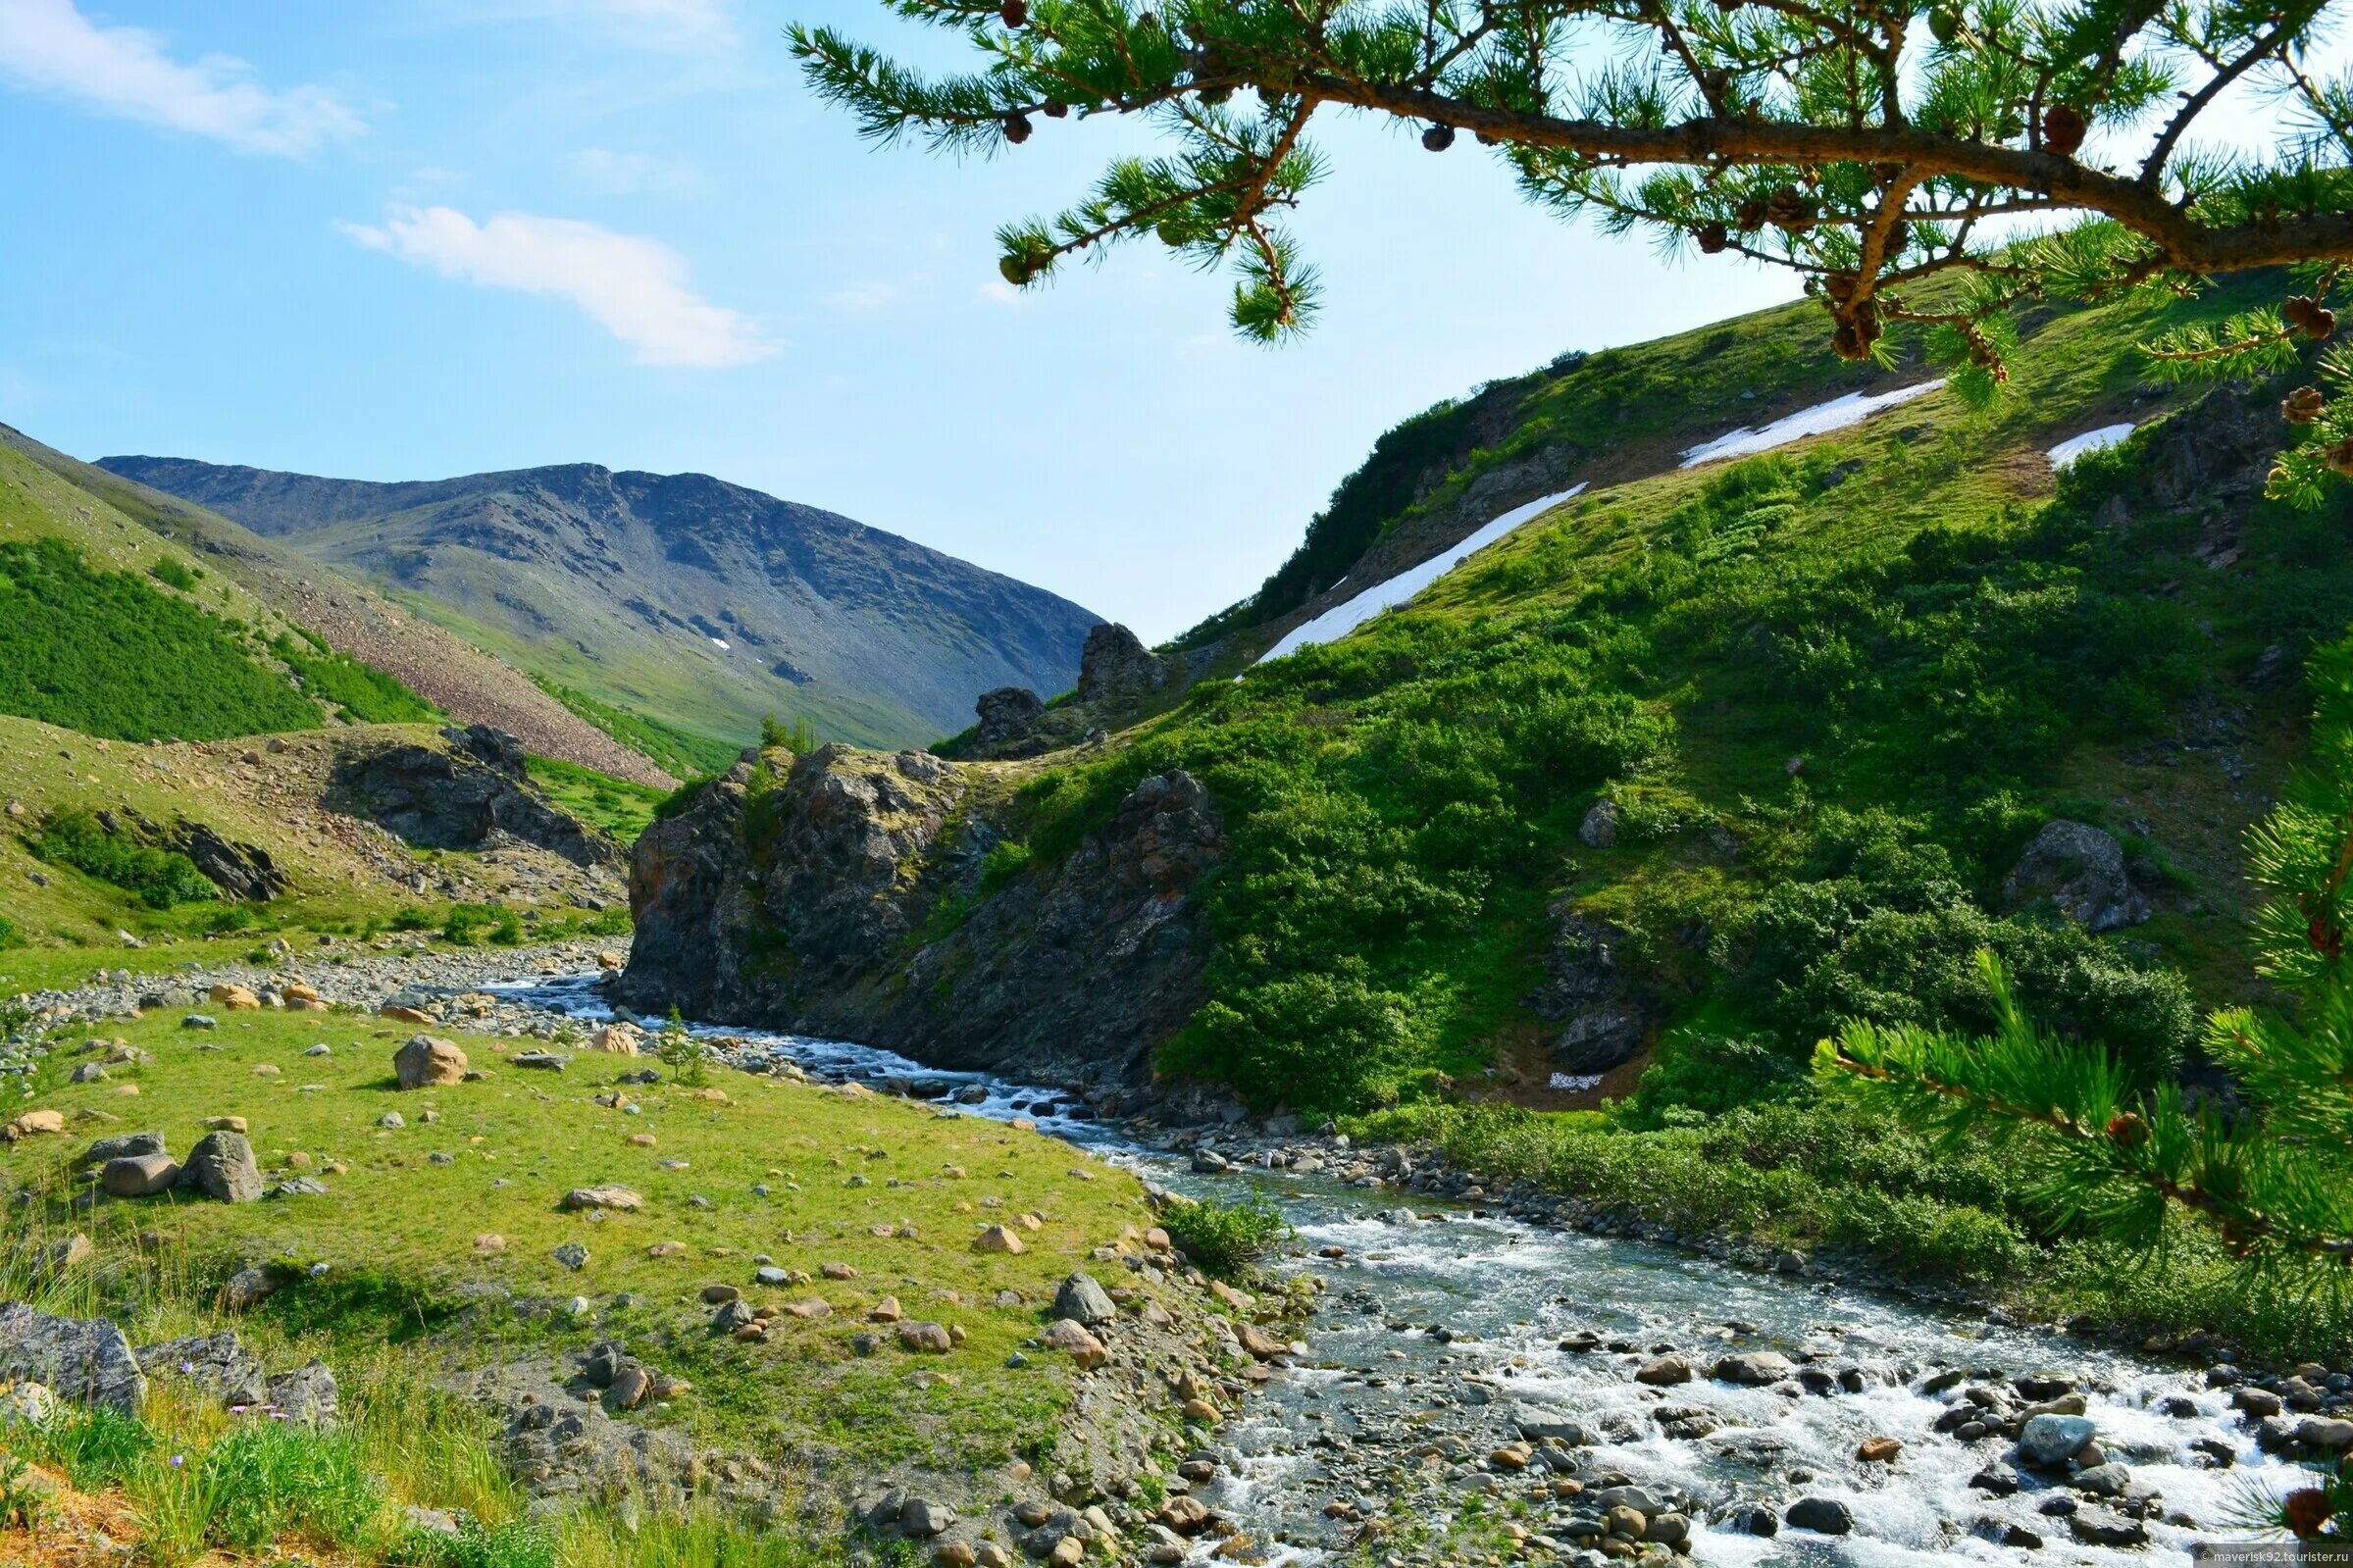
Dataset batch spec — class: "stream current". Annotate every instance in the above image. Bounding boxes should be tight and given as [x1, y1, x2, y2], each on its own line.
[494, 973, 2303, 1568]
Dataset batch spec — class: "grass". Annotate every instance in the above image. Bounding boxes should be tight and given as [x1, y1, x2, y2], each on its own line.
[537, 683, 744, 782]
[0, 1004, 1175, 1477]
[0, 537, 323, 742]
[523, 756, 671, 844]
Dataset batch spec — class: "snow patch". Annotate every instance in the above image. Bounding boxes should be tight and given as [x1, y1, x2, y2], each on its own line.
[2049, 423, 2136, 468]
[1548, 1072, 1606, 1092]
[1679, 379, 1946, 468]
[708, 637, 731, 651]
[1253, 484, 1587, 667]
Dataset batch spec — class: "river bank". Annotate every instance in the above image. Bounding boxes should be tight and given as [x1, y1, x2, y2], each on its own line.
[10, 944, 2346, 1566]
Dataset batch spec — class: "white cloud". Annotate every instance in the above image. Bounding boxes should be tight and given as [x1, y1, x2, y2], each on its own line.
[979, 279, 1025, 307]
[570, 147, 701, 195]
[824, 280, 899, 312]
[340, 206, 773, 368]
[0, 0, 362, 156]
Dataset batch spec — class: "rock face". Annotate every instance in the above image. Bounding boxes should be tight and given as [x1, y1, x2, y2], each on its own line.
[1075, 623, 1169, 704]
[139, 1332, 269, 1407]
[174, 821, 287, 901]
[621, 745, 1225, 1088]
[329, 726, 620, 870]
[1522, 906, 1652, 1074]
[0, 1303, 146, 1412]
[2002, 820, 2150, 933]
[974, 686, 1047, 753]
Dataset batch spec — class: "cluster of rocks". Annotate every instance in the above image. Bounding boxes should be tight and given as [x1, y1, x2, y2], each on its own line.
[0, 1307, 336, 1424]
[962, 624, 1178, 761]
[79, 1125, 264, 1202]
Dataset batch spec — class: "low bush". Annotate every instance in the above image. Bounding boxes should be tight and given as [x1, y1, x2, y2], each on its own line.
[441, 904, 523, 946]
[1160, 1192, 1290, 1278]
[24, 808, 216, 909]
[270, 632, 435, 724]
[0, 913, 19, 950]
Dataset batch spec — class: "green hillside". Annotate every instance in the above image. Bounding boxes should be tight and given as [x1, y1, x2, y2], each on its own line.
[1008, 270, 2341, 1114]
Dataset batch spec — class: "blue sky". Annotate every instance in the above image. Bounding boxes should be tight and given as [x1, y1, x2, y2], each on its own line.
[0, 0, 1816, 637]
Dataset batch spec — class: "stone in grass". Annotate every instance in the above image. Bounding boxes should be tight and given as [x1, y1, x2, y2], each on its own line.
[176, 1132, 263, 1203]
[0, 1303, 146, 1412]
[222, 1266, 285, 1311]
[1041, 1318, 1108, 1370]
[1052, 1272, 1116, 1327]
[512, 1051, 571, 1072]
[899, 1496, 955, 1536]
[394, 1036, 468, 1088]
[561, 1186, 643, 1212]
[266, 1360, 339, 1424]
[140, 1332, 269, 1406]
[974, 1224, 1025, 1254]
[1783, 1497, 1853, 1536]
[898, 1321, 952, 1353]
[81, 1130, 165, 1166]
[103, 1153, 180, 1196]
[551, 1241, 590, 1271]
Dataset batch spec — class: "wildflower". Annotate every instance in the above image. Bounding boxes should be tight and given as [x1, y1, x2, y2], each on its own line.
[170, 1454, 184, 1469]
[180, 1361, 195, 1375]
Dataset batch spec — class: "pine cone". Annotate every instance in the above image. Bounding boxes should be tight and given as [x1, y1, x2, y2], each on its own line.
[1928, 6, 1962, 43]
[2326, 438, 2353, 477]
[2104, 1112, 2147, 1148]
[999, 0, 1028, 26]
[2041, 104, 2088, 157]
[1695, 221, 1729, 254]
[1765, 186, 1816, 229]
[1734, 197, 1768, 231]
[998, 253, 1035, 285]
[2283, 385, 2327, 425]
[1422, 124, 1456, 152]
[2283, 1488, 2335, 1540]
[1044, 98, 1069, 119]
[2286, 295, 2338, 340]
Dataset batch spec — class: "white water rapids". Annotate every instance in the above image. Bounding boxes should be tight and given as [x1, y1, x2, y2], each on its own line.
[492, 974, 2313, 1567]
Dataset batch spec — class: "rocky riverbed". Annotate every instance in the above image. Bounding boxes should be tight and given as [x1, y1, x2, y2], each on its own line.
[10, 948, 2344, 1566]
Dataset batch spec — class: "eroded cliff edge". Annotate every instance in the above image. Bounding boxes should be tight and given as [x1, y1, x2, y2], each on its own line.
[617, 742, 1224, 1095]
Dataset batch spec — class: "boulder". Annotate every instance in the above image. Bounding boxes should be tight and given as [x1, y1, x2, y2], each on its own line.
[81, 1130, 166, 1166]
[2002, 820, 2150, 933]
[146, 1333, 269, 1407]
[1042, 1318, 1108, 1369]
[1053, 1272, 1117, 1327]
[588, 1025, 639, 1055]
[176, 1132, 263, 1203]
[1636, 1355, 1693, 1386]
[3, 1108, 66, 1141]
[331, 726, 621, 868]
[561, 1186, 643, 1212]
[209, 984, 261, 1010]
[973, 686, 1046, 751]
[393, 1036, 469, 1088]
[2019, 1413, 2099, 1468]
[1783, 1497, 1853, 1536]
[1712, 1351, 1798, 1386]
[222, 1265, 284, 1310]
[0, 1303, 146, 1412]
[974, 1224, 1026, 1254]
[898, 1321, 953, 1353]
[103, 1153, 180, 1196]
[1577, 799, 1618, 848]
[1074, 623, 1169, 704]
[266, 1360, 339, 1423]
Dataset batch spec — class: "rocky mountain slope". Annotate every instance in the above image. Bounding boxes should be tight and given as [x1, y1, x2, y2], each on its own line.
[102, 456, 1103, 752]
[0, 427, 676, 786]
[619, 270, 2353, 1121]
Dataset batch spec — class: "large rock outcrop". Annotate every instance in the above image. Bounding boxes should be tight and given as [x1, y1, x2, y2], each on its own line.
[328, 725, 620, 870]
[620, 744, 1224, 1088]
[2002, 820, 2150, 934]
[1522, 906, 1653, 1074]
[1074, 623, 1169, 704]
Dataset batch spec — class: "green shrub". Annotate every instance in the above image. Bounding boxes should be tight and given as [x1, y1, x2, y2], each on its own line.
[442, 904, 523, 946]
[0, 538, 318, 740]
[147, 557, 198, 591]
[981, 839, 1033, 890]
[395, 1517, 556, 1568]
[388, 907, 438, 933]
[194, 1419, 383, 1553]
[0, 913, 19, 950]
[1160, 1193, 1289, 1277]
[652, 775, 719, 822]
[24, 808, 216, 908]
[656, 1007, 709, 1087]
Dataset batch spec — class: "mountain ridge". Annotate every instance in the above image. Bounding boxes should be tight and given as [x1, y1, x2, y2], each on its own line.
[100, 454, 1103, 752]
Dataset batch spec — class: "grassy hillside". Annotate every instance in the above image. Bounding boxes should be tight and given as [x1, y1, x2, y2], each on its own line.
[0, 428, 680, 787]
[995, 270, 2339, 1120]
[0, 715, 622, 989]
